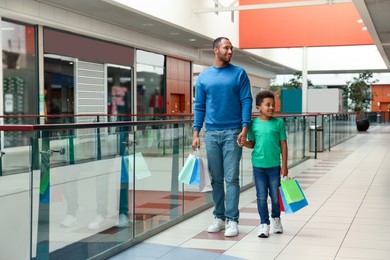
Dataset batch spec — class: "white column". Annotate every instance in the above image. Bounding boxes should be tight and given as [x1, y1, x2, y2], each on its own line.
[302, 46, 308, 113]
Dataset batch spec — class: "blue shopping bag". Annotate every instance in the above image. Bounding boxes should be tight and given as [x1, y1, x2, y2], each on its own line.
[280, 181, 308, 214]
[178, 154, 200, 185]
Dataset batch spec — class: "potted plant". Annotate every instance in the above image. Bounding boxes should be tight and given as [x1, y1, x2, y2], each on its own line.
[344, 72, 378, 131]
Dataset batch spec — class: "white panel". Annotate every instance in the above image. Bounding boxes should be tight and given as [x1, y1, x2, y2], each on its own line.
[307, 89, 343, 113]
[76, 61, 106, 137]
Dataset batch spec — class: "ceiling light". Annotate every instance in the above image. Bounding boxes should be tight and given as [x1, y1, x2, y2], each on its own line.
[362, 27, 367, 31]
[169, 32, 179, 35]
[357, 19, 363, 23]
[142, 23, 153, 27]
[189, 39, 197, 42]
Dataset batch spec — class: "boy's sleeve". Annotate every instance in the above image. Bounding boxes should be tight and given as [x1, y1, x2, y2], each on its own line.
[280, 120, 287, 141]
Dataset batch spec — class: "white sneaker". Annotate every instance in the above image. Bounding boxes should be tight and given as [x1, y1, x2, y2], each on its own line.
[224, 221, 239, 237]
[61, 214, 77, 227]
[88, 215, 105, 229]
[258, 224, 270, 238]
[117, 214, 130, 228]
[272, 217, 283, 234]
[207, 218, 225, 233]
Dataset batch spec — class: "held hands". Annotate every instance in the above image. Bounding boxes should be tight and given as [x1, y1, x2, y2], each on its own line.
[237, 135, 246, 147]
[237, 130, 247, 147]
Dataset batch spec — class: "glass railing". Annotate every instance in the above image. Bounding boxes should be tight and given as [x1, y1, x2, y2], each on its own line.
[0, 113, 356, 259]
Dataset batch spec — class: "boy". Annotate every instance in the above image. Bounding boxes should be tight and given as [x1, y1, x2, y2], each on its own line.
[239, 90, 288, 238]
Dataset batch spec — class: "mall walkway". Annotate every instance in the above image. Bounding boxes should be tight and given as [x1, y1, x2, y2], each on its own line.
[110, 125, 390, 260]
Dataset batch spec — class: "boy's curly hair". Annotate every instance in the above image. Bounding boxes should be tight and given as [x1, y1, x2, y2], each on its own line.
[256, 90, 275, 106]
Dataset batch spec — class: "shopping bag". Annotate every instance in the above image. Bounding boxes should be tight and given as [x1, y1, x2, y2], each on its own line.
[280, 179, 305, 204]
[178, 154, 200, 185]
[121, 153, 151, 183]
[280, 182, 308, 214]
[278, 188, 285, 212]
[198, 156, 212, 192]
[129, 152, 152, 181]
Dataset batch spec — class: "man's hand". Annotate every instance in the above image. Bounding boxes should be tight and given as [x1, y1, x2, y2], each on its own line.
[192, 130, 200, 150]
[237, 127, 248, 147]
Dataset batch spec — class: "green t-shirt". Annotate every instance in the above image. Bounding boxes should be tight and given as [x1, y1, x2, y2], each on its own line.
[247, 117, 287, 168]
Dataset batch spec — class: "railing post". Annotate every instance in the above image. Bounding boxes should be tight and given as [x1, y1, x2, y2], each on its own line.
[36, 131, 50, 260]
[170, 123, 180, 218]
[97, 115, 101, 160]
[314, 116, 317, 159]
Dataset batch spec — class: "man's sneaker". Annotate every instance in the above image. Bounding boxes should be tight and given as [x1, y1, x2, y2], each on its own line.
[61, 215, 77, 227]
[224, 221, 239, 237]
[117, 214, 130, 228]
[258, 224, 270, 238]
[207, 218, 225, 233]
[88, 215, 105, 229]
[272, 217, 283, 234]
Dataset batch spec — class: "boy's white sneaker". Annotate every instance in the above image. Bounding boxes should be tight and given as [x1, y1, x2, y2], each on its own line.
[207, 218, 225, 233]
[258, 224, 270, 238]
[272, 217, 283, 234]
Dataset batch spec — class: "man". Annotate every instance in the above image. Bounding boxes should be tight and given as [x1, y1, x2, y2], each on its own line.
[192, 37, 252, 237]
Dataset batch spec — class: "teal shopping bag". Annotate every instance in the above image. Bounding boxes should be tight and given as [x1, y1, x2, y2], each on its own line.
[178, 154, 200, 185]
[280, 179, 305, 204]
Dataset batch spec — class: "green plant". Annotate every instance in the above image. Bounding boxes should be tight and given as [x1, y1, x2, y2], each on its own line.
[344, 72, 378, 119]
[270, 72, 314, 90]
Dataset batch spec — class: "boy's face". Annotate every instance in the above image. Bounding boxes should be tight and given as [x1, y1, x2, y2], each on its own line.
[256, 97, 275, 118]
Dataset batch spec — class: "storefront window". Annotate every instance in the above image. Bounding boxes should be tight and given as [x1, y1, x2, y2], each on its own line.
[107, 65, 132, 116]
[136, 50, 165, 120]
[2, 20, 38, 147]
[44, 55, 75, 124]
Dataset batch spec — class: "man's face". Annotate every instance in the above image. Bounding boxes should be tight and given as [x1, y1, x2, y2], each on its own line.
[214, 39, 233, 64]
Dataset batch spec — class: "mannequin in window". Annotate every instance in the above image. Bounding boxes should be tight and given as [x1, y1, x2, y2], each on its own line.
[149, 87, 164, 118]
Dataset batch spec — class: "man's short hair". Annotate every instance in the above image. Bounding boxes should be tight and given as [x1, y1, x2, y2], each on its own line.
[213, 37, 230, 49]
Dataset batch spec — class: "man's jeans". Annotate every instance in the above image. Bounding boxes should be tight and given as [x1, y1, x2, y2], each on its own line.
[253, 166, 281, 225]
[205, 129, 242, 222]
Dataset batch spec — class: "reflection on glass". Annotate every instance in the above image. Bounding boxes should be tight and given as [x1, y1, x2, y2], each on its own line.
[136, 50, 165, 120]
[107, 65, 132, 116]
[2, 20, 37, 147]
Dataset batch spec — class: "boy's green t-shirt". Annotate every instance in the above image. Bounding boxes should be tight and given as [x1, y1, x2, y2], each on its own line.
[247, 117, 287, 168]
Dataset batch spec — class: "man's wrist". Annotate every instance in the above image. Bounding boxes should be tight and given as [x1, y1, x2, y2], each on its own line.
[193, 130, 199, 138]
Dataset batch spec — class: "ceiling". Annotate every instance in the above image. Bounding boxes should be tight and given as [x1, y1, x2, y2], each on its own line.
[353, 0, 390, 70]
[37, 0, 390, 73]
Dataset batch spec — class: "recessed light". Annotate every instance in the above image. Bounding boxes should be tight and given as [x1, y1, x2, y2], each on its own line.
[189, 38, 197, 42]
[142, 23, 153, 27]
[362, 27, 367, 31]
[357, 19, 363, 23]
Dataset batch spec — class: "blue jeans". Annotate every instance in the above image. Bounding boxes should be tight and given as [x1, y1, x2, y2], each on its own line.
[205, 129, 242, 222]
[253, 166, 281, 225]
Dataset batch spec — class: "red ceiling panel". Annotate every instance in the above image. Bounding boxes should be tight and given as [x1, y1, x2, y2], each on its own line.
[239, 0, 373, 48]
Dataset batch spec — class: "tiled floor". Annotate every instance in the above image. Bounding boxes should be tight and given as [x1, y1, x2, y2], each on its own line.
[110, 125, 390, 260]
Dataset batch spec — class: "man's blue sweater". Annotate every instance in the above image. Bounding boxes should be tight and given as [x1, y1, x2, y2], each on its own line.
[193, 64, 252, 131]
